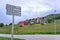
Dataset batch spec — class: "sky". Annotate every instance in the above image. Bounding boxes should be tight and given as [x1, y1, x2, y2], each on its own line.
[0, 0, 60, 25]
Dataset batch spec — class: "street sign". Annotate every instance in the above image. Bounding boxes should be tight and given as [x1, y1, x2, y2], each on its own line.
[6, 4, 21, 40]
[6, 4, 21, 16]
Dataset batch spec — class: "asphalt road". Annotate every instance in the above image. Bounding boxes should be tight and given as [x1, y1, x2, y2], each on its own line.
[0, 34, 60, 40]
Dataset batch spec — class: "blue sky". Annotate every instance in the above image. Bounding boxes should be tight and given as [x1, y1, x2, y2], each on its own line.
[0, 0, 60, 25]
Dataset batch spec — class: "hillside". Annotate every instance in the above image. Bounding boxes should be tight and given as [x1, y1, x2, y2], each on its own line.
[45, 13, 60, 23]
[0, 13, 60, 34]
[45, 13, 60, 19]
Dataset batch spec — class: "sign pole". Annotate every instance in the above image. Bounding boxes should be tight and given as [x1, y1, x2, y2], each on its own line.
[6, 4, 21, 40]
[11, 15, 14, 40]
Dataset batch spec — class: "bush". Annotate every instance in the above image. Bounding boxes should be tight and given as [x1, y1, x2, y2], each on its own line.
[5, 24, 8, 26]
[0, 23, 4, 27]
[41, 23, 44, 25]
[9, 23, 12, 25]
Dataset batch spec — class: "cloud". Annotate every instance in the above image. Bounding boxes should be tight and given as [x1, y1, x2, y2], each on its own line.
[21, 0, 52, 19]
[21, 0, 52, 12]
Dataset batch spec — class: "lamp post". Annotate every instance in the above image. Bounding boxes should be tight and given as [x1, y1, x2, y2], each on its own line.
[54, 10, 56, 34]
[54, 0, 57, 34]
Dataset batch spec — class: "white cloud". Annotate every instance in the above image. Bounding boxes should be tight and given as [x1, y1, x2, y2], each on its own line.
[21, 0, 52, 13]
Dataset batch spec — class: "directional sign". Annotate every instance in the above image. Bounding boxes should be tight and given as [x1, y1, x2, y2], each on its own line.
[6, 4, 21, 16]
[6, 4, 21, 40]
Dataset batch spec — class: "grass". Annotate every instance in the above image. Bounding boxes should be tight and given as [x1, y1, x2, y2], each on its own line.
[0, 37, 24, 40]
[14, 23, 54, 34]
[55, 19, 60, 34]
[0, 19, 60, 34]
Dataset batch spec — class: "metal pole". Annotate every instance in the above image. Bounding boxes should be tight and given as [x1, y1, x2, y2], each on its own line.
[54, 10, 56, 34]
[11, 15, 14, 40]
[54, 0, 57, 34]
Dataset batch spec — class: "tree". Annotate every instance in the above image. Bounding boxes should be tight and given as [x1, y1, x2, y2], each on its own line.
[0, 23, 4, 27]
[9, 23, 12, 25]
[5, 24, 8, 26]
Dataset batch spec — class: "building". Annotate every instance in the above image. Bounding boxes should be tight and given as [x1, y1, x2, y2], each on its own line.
[36, 17, 48, 24]
[18, 21, 28, 27]
[18, 17, 48, 27]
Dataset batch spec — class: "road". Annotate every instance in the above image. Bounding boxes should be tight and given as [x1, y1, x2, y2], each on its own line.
[0, 34, 60, 40]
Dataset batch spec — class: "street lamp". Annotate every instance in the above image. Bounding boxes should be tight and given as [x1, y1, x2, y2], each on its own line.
[54, 10, 56, 34]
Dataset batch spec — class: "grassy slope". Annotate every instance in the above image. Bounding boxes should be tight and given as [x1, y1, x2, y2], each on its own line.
[0, 14, 60, 34]
[0, 20, 60, 34]
[45, 14, 60, 34]
[14, 23, 55, 34]
[56, 19, 60, 34]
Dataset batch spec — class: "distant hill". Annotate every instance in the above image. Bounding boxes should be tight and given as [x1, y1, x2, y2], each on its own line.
[25, 13, 60, 23]
[45, 13, 60, 23]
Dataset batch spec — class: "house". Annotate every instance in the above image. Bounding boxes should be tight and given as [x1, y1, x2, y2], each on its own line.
[18, 21, 28, 27]
[36, 17, 48, 24]
[26, 17, 48, 25]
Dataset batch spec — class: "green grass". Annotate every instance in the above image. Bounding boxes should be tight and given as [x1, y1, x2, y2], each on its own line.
[13, 23, 54, 34]
[55, 19, 60, 34]
[0, 37, 24, 40]
[0, 19, 60, 34]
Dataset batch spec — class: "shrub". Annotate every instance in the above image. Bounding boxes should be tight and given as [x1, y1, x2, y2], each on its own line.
[9, 23, 12, 25]
[41, 23, 44, 25]
[0, 23, 4, 27]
